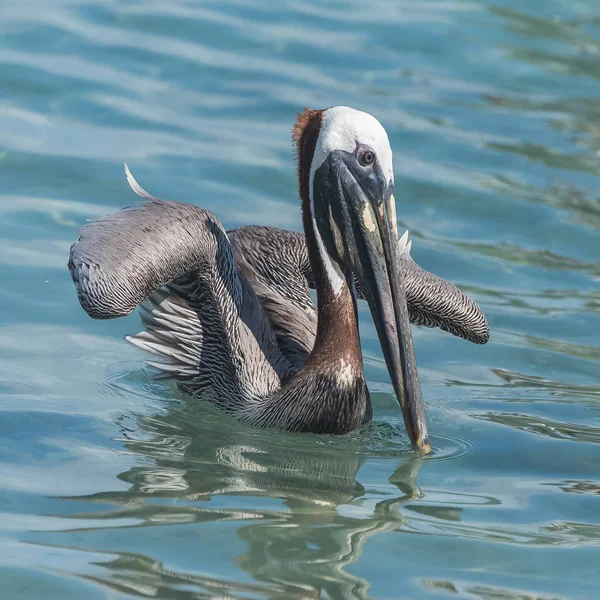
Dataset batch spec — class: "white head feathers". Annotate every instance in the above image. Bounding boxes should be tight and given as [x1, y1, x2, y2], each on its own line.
[310, 106, 394, 185]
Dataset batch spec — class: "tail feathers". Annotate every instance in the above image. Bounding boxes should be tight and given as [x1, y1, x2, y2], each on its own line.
[124, 163, 161, 202]
[126, 289, 203, 378]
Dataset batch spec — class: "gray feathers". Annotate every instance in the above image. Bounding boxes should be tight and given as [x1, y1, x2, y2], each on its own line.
[229, 226, 317, 368]
[128, 289, 203, 378]
[68, 197, 224, 320]
[399, 253, 489, 344]
[69, 170, 293, 411]
[229, 225, 490, 347]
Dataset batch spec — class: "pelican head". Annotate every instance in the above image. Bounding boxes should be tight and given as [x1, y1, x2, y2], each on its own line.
[296, 106, 430, 453]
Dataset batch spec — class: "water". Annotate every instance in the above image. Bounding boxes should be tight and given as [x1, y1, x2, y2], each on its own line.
[1, 0, 599, 597]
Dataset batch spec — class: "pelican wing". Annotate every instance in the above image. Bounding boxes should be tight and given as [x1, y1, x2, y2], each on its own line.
[227, 226, 489, 346]
[397, 252, 489, 344]
[229, 226, 317, 368]
[69, 189, 219, 320]
[69, 166, 292, 401]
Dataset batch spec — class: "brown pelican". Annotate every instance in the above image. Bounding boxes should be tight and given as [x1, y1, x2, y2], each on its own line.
[69, 106, 489, 453]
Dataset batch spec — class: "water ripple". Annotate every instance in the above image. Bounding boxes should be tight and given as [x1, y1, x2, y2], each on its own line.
[426, 432, 477, 462]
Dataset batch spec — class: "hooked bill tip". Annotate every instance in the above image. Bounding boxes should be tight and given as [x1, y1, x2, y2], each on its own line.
[416, 436, 431, 454]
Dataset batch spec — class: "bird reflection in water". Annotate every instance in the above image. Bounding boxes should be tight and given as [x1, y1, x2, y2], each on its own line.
[60, 395, 426, 599]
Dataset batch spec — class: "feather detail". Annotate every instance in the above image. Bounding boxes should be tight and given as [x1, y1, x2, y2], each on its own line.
[124, 163, 161, 202]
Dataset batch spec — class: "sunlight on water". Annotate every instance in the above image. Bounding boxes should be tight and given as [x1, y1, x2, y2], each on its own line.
[1, 0, 599, 598]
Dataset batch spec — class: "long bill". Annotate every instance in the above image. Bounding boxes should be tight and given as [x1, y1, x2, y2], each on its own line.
[312, 151, 431, 452]
[353, 189, 430, 453]
[385, 192, 431, 453]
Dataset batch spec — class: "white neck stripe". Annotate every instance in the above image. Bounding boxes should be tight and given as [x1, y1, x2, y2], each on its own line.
[309, 181, 345, 296]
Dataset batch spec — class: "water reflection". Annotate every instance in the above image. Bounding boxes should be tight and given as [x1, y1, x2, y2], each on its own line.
[491, 368, 600, 402]
[40, 378, 600, 598]
[57, 396, 425, 598]
[424, 578, 564, 599]
[475, 411, 600, 445]
[85, 551, 318, 599]
[544, 480, 600, 495]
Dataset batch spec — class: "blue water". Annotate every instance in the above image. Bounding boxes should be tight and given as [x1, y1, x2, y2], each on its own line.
[1, 1, 600, 598]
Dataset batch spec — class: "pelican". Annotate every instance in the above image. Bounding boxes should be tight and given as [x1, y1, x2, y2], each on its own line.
[69, 106, 489, 453]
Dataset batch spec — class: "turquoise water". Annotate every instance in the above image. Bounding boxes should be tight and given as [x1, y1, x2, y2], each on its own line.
[1, 0, 599, 597]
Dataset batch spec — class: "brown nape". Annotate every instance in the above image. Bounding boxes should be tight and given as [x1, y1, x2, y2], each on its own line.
[293, 108, 323, 220]
[292, 108, 364, 376]
[292, 107, 323, 148]
[293, 108, 327, 289]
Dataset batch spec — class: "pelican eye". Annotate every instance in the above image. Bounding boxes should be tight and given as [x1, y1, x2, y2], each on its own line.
[359, 149, 375, 166]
